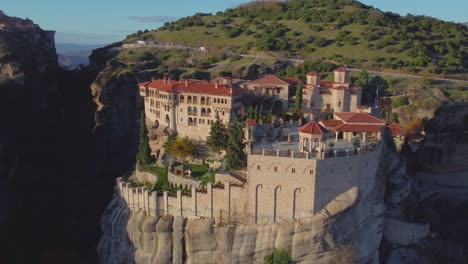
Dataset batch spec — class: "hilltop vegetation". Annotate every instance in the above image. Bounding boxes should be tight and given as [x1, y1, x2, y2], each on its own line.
[123, 0, 467, 77]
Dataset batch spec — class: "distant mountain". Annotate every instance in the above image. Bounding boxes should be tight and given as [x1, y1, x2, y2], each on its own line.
[56, 43, 107, 68]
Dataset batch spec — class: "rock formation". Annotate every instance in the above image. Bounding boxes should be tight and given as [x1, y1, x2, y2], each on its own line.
[98, 128, 419, 263]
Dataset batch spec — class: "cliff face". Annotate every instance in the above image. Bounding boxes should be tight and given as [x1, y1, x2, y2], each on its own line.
[98, 129, 412, 263]
[0, 12, 105, 263]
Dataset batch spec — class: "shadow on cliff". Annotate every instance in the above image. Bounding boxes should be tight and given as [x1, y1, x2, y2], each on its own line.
[0, 67, 131, 264]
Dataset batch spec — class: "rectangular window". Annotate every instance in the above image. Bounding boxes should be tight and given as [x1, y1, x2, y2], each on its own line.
[257, 165, 261, 170]
[292, 168, 296, 174]
[274, 167, 278, 172]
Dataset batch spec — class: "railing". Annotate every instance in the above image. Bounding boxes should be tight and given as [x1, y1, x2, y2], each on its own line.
[250, 142, 380, 160]
[187, 100, 192, 104]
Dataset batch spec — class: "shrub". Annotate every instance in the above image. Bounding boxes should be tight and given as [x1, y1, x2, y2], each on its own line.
[391, 96, 409, 108]
[264, 248, 291, 264]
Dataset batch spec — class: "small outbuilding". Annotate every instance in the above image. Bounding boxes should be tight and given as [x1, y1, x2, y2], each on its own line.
[298, 121, 333, 152]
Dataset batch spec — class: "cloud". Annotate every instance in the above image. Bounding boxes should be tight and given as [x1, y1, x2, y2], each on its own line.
[128, 16, 178, 23]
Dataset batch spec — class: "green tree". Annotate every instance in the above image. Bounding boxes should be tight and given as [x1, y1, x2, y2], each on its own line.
[207, 112, 227, 155]
[165, 136, 195, 163]
[295, 81, 303, 111]
[248, 105, 254, 119]
[264, 248, 291, 264]
[137, 111, 152, 164]
[226, 118, 245, 170]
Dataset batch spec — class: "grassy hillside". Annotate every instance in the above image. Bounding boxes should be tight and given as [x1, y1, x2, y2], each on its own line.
[123, 0, 467, 77]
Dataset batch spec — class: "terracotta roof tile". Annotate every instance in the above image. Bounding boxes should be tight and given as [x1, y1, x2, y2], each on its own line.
[138, 78, 243, 97]
[334, 124, 383, 133]
[335, 67, 350, 72]
[320, 120, 344, 128]
[306, 72, 321, 76]
[299, 121, 328, 135]
[334, 112, 385, 124]
[248, 74, 299, 86]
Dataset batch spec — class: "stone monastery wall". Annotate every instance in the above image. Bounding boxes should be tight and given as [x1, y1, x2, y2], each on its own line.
[116, 142, 382, 224]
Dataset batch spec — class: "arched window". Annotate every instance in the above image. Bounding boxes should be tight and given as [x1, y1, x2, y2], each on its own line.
[180, 95, 185, 103]
[201, 96, 206, 105]
[193, 118, 197, 126]
[188, 117, 193, 126]
[193, 96, 198, 104]
[207, 97, 211, 105]
[187, 96, 192, 104]
[201, 108, 207, 117]
[207, 108, 212, 117]
[193, 107, 198, 116]
[188, 106, 192, 115]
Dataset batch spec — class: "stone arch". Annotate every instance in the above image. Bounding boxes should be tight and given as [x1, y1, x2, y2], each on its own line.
[201, 96, 206, 105]
[188, 117, 193, 125]
[193, 96, 198, 104]
[263, 99, 272, 111]
[193, 107, 198, 115]
[272, 100, 283, 115]
[273, 185, 281, 223]
[180, 95, 185, 103]
[187, 95, 192, 103]
[207, 108, 212, 117]
[255, 184, 263, 224]
[187, 106, 192, 115]
[249, 162, 266, 170]
[201, 108, 206, 116]
[302, 166, 315, 175]
[268, 163, 280, 171]
[284, 163, 296, 174]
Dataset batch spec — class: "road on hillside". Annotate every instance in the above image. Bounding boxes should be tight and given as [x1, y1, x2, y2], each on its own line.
[348, 68, 468, 83]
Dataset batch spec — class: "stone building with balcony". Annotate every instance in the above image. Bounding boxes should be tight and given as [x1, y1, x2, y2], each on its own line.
[139, 77, 245, 140]
[302, 67, 362, 115]
[246, 74, 300, 115]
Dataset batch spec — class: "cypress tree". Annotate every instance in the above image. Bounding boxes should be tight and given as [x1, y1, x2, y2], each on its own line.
[226, 118, 246, 170]
[295, 81, 303, 111]
[137, 110, 152, 164]
[207, 112, 227, 155]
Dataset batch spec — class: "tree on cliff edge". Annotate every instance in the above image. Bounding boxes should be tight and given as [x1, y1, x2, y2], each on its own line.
[137, 110, 152, 164]
[295, 81, 303, 111]
[226, 118, 245, 170]
[207, 112, 227, 155]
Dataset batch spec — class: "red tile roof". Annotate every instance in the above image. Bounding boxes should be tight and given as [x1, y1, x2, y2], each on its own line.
[386, 124, 403, 135]
[334, 112, 385, 124]
[320, 80, 334, 89]
[299, 121, 328, 135]
[306, 72, 321, 76]
[248, 74, 299, 86]
[335, 67, 350, 72]
[139, 79, 241, 97]
[334, 124, 383, 133]
[320, 120, 344, 128]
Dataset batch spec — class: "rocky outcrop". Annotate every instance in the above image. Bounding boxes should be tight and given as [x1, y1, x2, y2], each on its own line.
[99, 128, 416, 263]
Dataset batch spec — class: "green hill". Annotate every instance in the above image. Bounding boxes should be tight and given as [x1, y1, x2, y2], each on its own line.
[121, 0, 467, 77]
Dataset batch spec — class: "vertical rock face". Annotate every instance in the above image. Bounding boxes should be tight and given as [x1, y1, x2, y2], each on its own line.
[99, 128, 412, 263]
[90, 61, 143, 178]
[0, 11, 107, 263]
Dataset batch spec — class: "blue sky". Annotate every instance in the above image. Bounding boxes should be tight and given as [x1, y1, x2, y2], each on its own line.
[2, 0, 467, 45]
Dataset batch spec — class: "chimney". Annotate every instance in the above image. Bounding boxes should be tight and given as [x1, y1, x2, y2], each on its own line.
[168, 78, 171, 84]
[185, 78, 188, 86]
[163, 77, 166, 84]
[222, 77, 232, 86]
[215, 80, 219, 89]
[151, 77, 154, 82]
